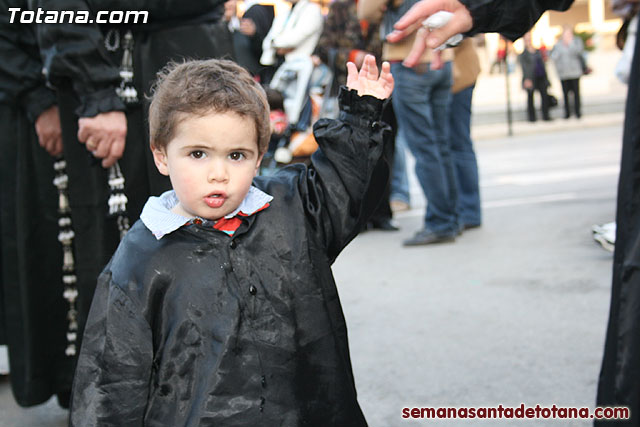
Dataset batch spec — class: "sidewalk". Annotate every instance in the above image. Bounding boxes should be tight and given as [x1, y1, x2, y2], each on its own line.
[471, 47, 627, 140]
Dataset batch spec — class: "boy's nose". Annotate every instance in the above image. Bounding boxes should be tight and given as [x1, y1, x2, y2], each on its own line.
[207, 161, 229, 183]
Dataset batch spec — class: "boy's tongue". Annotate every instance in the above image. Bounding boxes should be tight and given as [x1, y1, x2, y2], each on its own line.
[205, 194, 225, 209]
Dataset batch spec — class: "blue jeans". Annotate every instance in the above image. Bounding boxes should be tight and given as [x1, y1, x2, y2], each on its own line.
[449, 85, 481, 226]
[390, 129, 410, 205]
[391, 62, 458, 234]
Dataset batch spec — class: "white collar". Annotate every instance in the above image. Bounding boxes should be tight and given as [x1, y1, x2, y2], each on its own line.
[140, 186, 273, 240]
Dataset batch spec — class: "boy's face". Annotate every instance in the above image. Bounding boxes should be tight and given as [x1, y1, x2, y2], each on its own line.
[152, 111, 263, 221]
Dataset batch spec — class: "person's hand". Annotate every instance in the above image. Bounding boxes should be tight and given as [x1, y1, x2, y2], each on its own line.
[523, 78, 533, 89]
[346, 54, 394, 100]
[311, 54, 322, 67]
[35, 105, 63, 157]
[223, 0, 237, 22]
[239, 18, 256, 36]
[77, 111, 127, 168]
[386, 0, 473, 67]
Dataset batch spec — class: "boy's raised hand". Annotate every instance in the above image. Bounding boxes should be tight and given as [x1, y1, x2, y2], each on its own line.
[346, 54, 394, 100]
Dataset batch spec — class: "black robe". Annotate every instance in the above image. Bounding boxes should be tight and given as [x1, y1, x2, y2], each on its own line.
[0, 0, 72, 407]
[70, 89, 393, 426]
[595, 9, 640, 425]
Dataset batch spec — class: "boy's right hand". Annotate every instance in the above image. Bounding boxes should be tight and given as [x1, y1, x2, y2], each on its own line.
[346, 54, 394, 100]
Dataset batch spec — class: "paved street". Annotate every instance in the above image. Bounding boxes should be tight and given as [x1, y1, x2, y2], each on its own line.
[0, 116, 624, 426]
[337, 121, 623, 426]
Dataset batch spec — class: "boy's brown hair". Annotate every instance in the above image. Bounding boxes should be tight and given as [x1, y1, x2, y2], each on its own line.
[148, 59, 271, 154]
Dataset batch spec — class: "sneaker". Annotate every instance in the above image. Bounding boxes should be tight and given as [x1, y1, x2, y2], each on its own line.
[593, 222, 616, 253]
[592, 222, 615, 236]
[390, 200, 410, 213]
[366, 218, 400, 231]
[594, 232, 615, 252]
[403, 229, 456, 246]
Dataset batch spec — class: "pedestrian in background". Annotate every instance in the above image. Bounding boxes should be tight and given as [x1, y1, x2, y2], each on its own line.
[519, 32, 552, 122]
[450, 37, 482, 230]
[359, 0, 459, 246]
[261, 0, 323, 126]
[551, 26, 585, 119]
[224, 0, 276, 82]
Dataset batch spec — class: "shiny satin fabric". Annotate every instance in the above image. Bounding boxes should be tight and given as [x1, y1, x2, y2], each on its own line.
[70, 89, 393, 426]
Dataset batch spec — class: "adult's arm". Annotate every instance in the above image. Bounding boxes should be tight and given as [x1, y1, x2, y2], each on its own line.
[0, 0, 63, 155]
[460, 0, 574, 40]
[0, 0, 57, 122]
[37, 0, 127, 167]
[387, 0, 574, 66]
[271, 2, 323, 49]
[36, 0, 124, 118]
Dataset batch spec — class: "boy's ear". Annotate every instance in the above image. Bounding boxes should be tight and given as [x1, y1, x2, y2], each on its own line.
[151, 144, 169, 176]
[254, 153, 265, 176]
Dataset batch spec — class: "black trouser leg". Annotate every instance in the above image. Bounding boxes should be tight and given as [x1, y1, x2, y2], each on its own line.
[561, 79, 571, 118]
[527, 89, 536, 121]
[572, 78, 581, 118]
[535, 78, 550, 120]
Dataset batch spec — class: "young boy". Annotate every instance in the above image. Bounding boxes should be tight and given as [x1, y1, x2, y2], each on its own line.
[69, 57, 393, 426]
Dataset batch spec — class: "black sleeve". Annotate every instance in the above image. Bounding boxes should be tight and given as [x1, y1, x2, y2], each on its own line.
[0, 0, 56, 121]
[460, 0, 574, 41]
[301, 87, 393, 262]
[36, 0, 125, 117]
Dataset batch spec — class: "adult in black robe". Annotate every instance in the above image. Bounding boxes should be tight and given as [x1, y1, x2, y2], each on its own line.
[0, 0, 71, 407]
[595, 7, 640, 425]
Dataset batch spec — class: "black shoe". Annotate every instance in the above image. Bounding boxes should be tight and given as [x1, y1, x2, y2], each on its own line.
[403, 229, 456, 246]
[462, 223, 481, 231]
[368, 218, 399, 231]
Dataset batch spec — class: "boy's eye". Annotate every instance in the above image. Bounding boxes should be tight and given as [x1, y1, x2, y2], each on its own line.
[190, 150, 205, 159]
[229, 152, 245, 161]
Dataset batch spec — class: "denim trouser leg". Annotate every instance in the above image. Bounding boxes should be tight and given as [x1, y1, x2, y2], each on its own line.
[391, 62, 458, 234]
[390, 129, 410, 205]
[449, 85, 481, 226]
